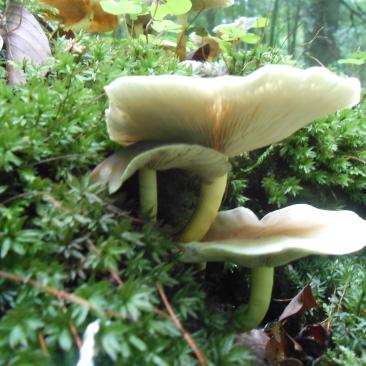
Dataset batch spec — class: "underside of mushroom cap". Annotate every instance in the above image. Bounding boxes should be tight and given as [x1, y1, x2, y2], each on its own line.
[181, 204, 366, 267]
[106, 65, 360, 157]
[91, 142, 230, 194]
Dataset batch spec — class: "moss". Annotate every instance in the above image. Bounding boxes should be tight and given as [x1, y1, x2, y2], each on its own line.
[0, 34, 365, 365]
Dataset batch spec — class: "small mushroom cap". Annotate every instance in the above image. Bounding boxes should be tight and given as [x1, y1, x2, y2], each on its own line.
[181, 204, 366, 267]
[40, 0, 119, 32]
[91, 142, 230, 194]
[106, 65, 360, 157]
[191, 0, 234, 11]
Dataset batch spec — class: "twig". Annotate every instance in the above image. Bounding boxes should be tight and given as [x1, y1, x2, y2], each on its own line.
[0, 270, 107, 316]
[336, 281, 349, 314]
[86, 237, 124, 286]
[341, 155, 366, 165]
[157, 283, 207, 366]
[34, 154, 80, 165]
[69, 322, 82, 349]
[1, 191, 72, 213]
[145, 0, 159, 37]
[38, 332, 49, 355]
[307, 55, 325, 67]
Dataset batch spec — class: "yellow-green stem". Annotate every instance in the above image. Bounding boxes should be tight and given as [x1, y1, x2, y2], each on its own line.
[235, 266, 274, 331]
[139, 168, 157, 222]
[179, 174, 228, 242]
[176, 14, 188, 60]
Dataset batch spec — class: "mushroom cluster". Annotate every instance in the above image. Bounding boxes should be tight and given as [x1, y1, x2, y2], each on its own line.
[92, 64, 365, 330]
[93, 65, 360, 241]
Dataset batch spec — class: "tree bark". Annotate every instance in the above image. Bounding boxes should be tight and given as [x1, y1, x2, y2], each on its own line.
[287, 0, 301, 56]
[304, 0, 341, 66]
[269, 0, 280, 47]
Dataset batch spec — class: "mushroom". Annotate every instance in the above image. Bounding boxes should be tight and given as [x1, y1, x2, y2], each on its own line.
[91, 142, 229, 220]
[39, 0, 119, 32]
[181, 204, 366, 330]
[95, 65, 360, 241]
[176, 0, 234, 60]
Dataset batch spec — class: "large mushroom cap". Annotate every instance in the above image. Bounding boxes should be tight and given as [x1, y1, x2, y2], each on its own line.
[40, 0, 119, 32]
[181, 204, 366, 267]
[106, 65, 360, 157]
[191, 0, 234, 11]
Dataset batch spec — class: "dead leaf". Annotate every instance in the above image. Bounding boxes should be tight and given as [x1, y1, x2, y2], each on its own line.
[295, 323, 331, 359]
[187, 44, 211, 62]
[237, 330, 269, 365]
[265, 323, 288, 364]
[276, 358, 303, 366]
[279, 285, 318, 322]
[63, 39, 86, 54]
[1, 3, 51, 85]
[40, 0, 119, 32]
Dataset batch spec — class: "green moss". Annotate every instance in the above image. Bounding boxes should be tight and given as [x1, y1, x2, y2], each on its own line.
[0, 34, 365, 365]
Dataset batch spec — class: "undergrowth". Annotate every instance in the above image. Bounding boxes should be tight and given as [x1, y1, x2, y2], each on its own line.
[0, 36, 365, 365]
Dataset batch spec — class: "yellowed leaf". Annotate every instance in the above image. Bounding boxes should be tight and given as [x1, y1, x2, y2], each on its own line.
[40, 0, 119, 32]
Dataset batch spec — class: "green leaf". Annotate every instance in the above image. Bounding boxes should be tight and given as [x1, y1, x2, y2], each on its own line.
[252, 17, 268, 28]
[165, 0, 192, 15]
[1, 238, 11, 258]
[150, 3, 170, 20]
[150, 0, 191, 19]
[152, 19, 181, 33]
[58, 329, 73, 351]
[129, 335, 147, 351]
[338, 58, 365, 65]
[240, 33, 260, 44]
[100, 0, 142, 15]
[218, 27, 260, 43]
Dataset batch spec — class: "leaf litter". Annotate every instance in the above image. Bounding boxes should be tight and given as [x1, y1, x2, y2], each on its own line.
[238, 285, 333, 365]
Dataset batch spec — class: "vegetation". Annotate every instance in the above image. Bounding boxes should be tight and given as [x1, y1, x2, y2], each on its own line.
[0, 1, 365, 365]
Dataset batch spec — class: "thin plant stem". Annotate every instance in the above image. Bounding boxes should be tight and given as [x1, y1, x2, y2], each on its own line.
[157, 283, 207, 366]
[176, 14, 188, 60]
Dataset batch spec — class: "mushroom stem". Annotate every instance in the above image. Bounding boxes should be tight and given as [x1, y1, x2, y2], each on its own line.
[139, 168, 158, 221]
[179, 173, 228, 242]
[176, 14, 188, 61]
[235, 266, 274, 331]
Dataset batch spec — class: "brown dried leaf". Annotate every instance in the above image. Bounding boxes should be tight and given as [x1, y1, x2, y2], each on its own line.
[2, 3, 51, 85]
[276, 358, 303, 366]
[265, 323, 288, 364]
[63, 39, 86, 54]
[40, 0, 119, 32]
[279, 285, 318, 322]
[237, 330, 270, 366]
[295, 323, 331, 359]
[187, 44, 211, 62]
